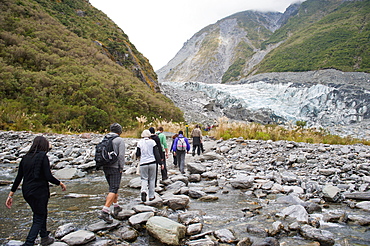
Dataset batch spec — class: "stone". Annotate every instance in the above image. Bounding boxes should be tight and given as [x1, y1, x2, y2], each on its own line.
[55, 223, 78, 238]
[188, 189, 207, 199]
[128, 212, 154, 228]
[186, 223, 203, 236]
[299, 225, 335, 246]
[213, 228, 236, 243]
[54, 167, 85, 180]
[146, 216, 186, 245]
[277, 205, 308, 223]
[230, 175, 254, 189]
[113, 226, 139, 242]
[355, 201, 370, 211]
[178, 211, 203, 225]
[186, 237, 216, 246]
[61, 230, 96, 245]
[86, 220, 120, 232]
[128, 177, 141, 188]
[322, 185, 342, 202]
[187, 163, 207, 174]
[164, 195, 190, 210]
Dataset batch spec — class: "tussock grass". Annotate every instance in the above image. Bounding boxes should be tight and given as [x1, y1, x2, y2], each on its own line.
[127, 116, 369, 145]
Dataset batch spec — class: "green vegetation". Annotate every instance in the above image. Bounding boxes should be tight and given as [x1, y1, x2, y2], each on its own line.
[255, 0, 370, 74]
[0, 0, 183, 133]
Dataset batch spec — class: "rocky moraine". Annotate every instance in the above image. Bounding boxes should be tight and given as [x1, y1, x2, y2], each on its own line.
[1, 130, 370, 246]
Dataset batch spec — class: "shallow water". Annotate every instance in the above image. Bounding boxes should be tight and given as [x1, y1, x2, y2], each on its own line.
[1, 162, 370, 245]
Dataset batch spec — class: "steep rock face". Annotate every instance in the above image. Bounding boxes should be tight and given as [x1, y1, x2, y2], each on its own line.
[157, 11, 284, 83]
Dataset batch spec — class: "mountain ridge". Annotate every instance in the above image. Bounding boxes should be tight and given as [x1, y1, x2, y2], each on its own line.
[157, 0, 369, 84]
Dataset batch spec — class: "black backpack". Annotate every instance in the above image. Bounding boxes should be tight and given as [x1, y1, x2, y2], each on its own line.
[95, 135, 119, 170]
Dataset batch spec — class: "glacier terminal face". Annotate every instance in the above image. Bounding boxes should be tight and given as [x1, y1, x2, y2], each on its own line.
[160, 70, 370, 140]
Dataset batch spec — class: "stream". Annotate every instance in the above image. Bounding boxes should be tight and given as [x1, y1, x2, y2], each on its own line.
[1, 160, 370, 245]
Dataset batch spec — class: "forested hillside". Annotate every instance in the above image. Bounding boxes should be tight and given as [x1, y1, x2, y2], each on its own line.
[0, 0, 183, 132]
[254, 0, 370, 74]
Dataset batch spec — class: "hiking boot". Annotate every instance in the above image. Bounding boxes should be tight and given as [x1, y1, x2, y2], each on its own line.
[98, 211, 113, 224]
[141, 192, 147, 202]
[112, 206, 122, 217]
[40, 235, 54, 246]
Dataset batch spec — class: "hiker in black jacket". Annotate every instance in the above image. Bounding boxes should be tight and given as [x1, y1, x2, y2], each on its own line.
[6, 136, 66, 246]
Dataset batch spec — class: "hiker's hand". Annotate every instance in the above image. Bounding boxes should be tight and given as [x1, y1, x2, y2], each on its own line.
[5, 197, 12, 209]
[60, 182, 67, 191]
[161, 164, 164, 170]
[173, 152, 177, 156]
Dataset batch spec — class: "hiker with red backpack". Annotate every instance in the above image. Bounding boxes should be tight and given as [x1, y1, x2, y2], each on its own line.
[172, 130, 191, 174]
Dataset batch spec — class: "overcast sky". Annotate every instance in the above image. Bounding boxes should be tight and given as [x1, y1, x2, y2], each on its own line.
[89, 0, 303, 71]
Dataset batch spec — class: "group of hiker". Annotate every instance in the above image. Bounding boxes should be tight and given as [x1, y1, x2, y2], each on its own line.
[5, 122, 206, 245]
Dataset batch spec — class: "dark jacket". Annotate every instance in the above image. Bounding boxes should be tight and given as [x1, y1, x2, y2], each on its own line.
[150, 134, 165, 160]
[11, 151, 61, 213]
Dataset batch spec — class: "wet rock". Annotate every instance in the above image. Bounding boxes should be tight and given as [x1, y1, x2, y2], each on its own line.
[128, 177, 141, 188]
[186, 237, 216, 246]
[178, 210, 203, 225]
[186, 223, 203, 236]
[277, 205, 308, 223]
[164, 195, 190, 210]
[55, 223, 78, 238]
[188, 189, 207, 199]
[187, 163, 207, 174]
[188, 174, 202, 182]
[355, 201, 370, 211]
[61, 230, 96, 245]
[128, 212, 154, 228]
[146, 216, 186, 245]
[344, 191, 370, 200]
[251, 237, 280, 246]
[114, 209, 136, 220]
[213, 228, 236, 243]
[299, 225, 335, 246]
[230, 175, 254, 189]
[198, 195, 219, 202]
[113, 226, 139, 242]
[132, 205, 157, 213]
[322, 185, 343, 202]
[4, 240, 23, 246]
[54, 167, 85, 180]
[347, 214, 370, 225]
[86, 220, 120, 232]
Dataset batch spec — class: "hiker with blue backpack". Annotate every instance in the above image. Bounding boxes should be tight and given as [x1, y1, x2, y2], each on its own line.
[172, 130, 191, 174]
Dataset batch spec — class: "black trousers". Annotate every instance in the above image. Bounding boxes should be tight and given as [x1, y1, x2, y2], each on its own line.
[24, 194, 48, 245]
[160, 152, 168, 180]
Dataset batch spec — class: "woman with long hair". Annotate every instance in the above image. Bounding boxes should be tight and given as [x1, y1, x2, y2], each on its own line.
[5, 135, 66, 246]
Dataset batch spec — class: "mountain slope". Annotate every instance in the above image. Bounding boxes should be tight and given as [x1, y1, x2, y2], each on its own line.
[157, 0, 369, 84]
[0, 0, 183, 132]
[255, 0, 370, 74]
[157, 11, 283, 83]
